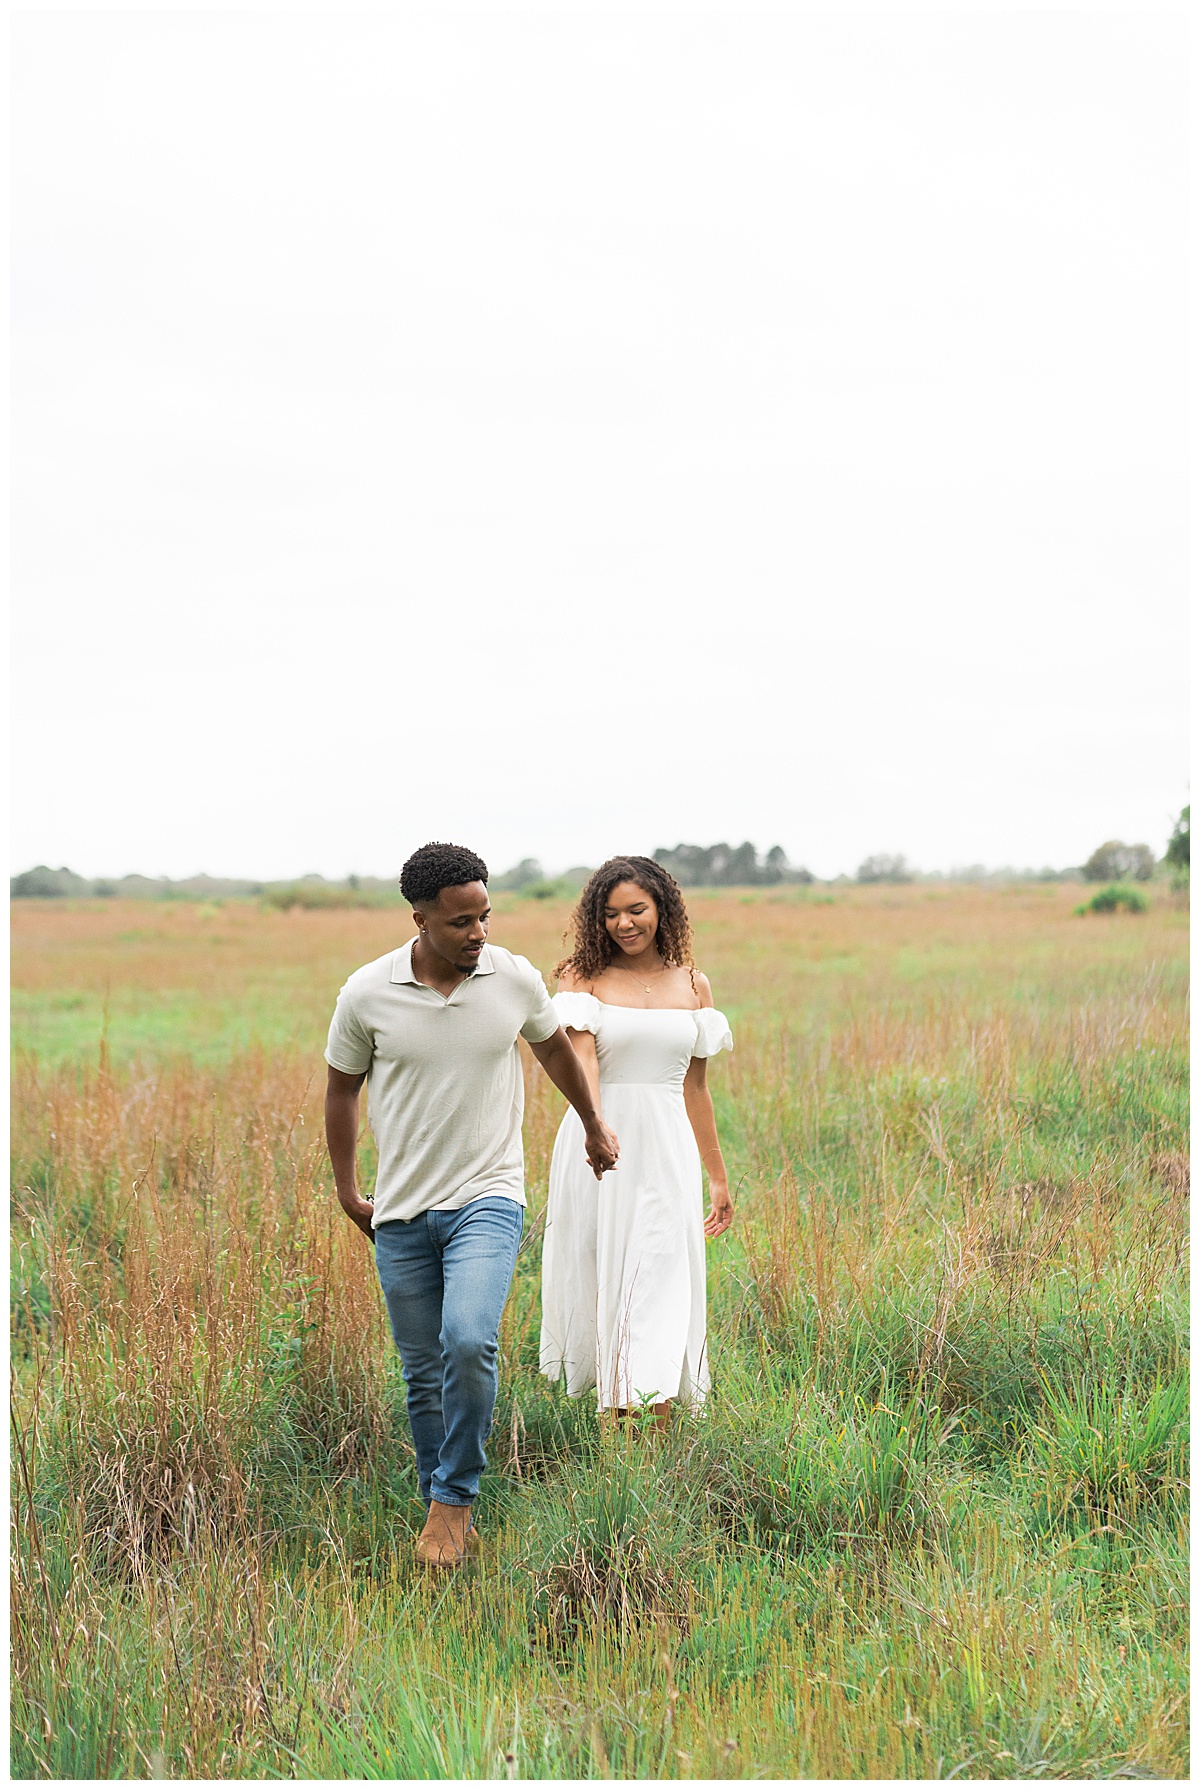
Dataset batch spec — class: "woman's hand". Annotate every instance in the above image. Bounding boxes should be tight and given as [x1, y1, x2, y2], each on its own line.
[584, 1117, 620, 1179]
[703, 1183, 734, 1239]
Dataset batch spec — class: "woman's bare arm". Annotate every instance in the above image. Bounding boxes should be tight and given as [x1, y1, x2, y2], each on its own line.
[684, 1057, 733, 1237]
[683, 970, 732, 1238]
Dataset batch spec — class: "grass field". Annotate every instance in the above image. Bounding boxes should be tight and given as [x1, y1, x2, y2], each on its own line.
[10, 885, 1189, 1779]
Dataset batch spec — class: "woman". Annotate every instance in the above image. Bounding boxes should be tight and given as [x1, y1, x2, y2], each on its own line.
[539, 856, 733, 1424]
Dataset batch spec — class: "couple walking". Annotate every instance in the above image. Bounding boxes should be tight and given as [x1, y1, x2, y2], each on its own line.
[324, 841, 733, 1568]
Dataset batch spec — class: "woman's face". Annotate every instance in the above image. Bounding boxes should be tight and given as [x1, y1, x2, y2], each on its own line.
[604, 880, 660, 956]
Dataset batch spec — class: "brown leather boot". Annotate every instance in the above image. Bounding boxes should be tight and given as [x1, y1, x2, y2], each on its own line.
[415, 1500, 475, 1569]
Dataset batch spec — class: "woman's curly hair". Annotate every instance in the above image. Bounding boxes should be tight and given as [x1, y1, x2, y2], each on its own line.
[556, 856, 695, 984]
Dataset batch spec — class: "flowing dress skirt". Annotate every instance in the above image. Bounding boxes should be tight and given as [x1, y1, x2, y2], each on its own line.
[539, 1083, 709, 1409]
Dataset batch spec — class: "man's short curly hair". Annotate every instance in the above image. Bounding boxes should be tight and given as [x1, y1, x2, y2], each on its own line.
[399, 842, 489, 907]
[556, 855, 694, 984]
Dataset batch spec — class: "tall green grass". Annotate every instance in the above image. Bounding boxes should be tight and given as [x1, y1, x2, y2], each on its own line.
[10, 890, 1189, 1777]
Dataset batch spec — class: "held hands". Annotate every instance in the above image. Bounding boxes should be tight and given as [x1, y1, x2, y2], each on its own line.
[703, 1183, 734, 1240]
[584, 1118, 620, 1180]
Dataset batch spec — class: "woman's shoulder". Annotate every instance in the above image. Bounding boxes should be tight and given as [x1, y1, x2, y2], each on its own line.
[691, 968, 715, 1009]
[556, 966, 595, 994]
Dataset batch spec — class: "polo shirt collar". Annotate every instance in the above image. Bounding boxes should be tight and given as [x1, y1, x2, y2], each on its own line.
[390, 938, 496, 983]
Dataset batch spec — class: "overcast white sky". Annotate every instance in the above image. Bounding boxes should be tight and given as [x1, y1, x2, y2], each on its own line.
[12, 4, 1188, 882]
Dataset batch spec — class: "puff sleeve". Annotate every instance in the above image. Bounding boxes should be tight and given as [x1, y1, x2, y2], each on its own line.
[551, 991, 602, 1034]
[692, 1007, 733, 1058]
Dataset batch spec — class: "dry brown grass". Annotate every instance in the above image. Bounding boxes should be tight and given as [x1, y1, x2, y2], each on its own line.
[13, 1045, 393, 1578]
[10, 885, 1189, 1779]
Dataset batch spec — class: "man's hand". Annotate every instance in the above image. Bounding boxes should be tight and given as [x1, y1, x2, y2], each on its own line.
[583, 1117, 620, 1180]
[325, 1065, 375, 1246]
[528, 1028, 620, 1181]
[340, 1190, 377, 1243]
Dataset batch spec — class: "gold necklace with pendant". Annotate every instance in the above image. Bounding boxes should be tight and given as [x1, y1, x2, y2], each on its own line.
[616, 960, 667, 996]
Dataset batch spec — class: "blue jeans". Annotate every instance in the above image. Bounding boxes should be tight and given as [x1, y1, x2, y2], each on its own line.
[375, 1196, 524, 1508]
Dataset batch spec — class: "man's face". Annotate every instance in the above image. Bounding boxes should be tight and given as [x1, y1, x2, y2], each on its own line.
[412, 881, 491, 972]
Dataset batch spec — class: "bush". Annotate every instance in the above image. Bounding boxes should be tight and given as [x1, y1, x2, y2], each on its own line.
[856, 854, 914, 884]
[10, 864, 92, 898]
[262, 882, 373, 910]
[493, 861, 589, 899]
[492, 857, 545, 891]
[1077, 884, 1148, 915]
[524, 878, 581, 900]
[1083, 841, 1155, 883]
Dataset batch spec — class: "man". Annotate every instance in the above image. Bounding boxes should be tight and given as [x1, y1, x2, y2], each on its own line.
[324, 840, 618, 1568]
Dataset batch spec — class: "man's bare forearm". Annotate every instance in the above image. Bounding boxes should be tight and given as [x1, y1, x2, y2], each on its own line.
[532, 1030, 603, 1124]
[324, 1068, 375, 1241]
[326, 1090, 360, 1195]
[528, 1029, 619, 1176]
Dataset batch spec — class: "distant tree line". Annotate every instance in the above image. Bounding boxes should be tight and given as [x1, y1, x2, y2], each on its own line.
[853, 816, 1188, 887]
[9, 866, 271, 900]
[11, 811, 1188, 898]
[7, 866, 407, 906]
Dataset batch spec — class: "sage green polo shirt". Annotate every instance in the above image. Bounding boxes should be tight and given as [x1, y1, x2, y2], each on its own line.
[324, 938, 559, 1225]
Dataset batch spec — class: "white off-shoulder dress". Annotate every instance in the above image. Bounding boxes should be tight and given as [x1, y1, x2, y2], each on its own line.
[539, 992, 733, 1410]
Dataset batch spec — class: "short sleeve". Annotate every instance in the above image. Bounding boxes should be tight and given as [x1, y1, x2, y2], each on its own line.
[551, 991, 602, 1034]
[325, 983, 374, 1074]
[692, 1007, 733, 1059]
[518, 961, 560, 1044]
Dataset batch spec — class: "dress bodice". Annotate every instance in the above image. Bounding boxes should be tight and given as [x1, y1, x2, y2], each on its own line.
[551, 992, 732, 1090]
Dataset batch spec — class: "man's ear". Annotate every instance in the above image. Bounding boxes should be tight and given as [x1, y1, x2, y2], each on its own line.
[410, 905, 425, 931]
